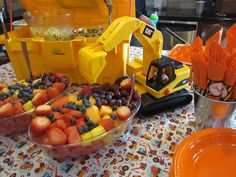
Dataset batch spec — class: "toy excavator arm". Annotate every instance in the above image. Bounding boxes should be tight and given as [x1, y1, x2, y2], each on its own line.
[78, 16, 163, 83]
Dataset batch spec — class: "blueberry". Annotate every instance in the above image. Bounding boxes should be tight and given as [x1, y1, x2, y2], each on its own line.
[23, 87, 31, 92]
[95, 102, 102, 108]
[63, 103, 69, 108]
[71, 104, 77, 110]
[27, 94, 33, 100]
[77, 94, 82, 100]
[111, 114, 117, 120]
[18, 94, 23, 98]
[83, 94, 90, 100]
[9, 89, 15, 95]
[95, 97, 101, 102]
[78, 127, 84, 134]
[39, 85, 45, 89]
[116, 99, 122, 106]
[47, 113, 54, 119]
[83, 125, 89, 132]
[50, 117, 56, 123]
[87, 120, 94, 127]
[71, 118, 77, 125]
[100, 94, 105, 99]
[8, 86, 16, 90]
[46, 81, 52, 87]
[22, 97, 28, 103]
[92, 93, 99, 98]
[80, 105, 86, 112]
[52, 107, 59, 112]
[89, 125, 95, 131]
[85, 101, 92, 108]
[20, 99, 25, 104]
[112, 105, 118, 111]
[82, 98, 88, 104]
[61, 77, 68, 84]
[106, 95, 112, 101]
[76, 104, 81, 110]
[84, 115, 90, 122]
[4, 92, 11, 97]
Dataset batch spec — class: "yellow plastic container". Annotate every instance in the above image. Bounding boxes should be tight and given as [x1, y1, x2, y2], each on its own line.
[0, 0, 135, 83]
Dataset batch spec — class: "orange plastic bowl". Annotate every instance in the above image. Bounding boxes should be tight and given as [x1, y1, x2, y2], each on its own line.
[170, 128, 236, 177]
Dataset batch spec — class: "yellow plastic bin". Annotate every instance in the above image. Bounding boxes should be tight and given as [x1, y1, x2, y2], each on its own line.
[0, 0, 135, 83]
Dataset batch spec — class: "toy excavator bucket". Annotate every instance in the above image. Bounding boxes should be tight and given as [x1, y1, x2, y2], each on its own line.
[78, 44, 107, 84]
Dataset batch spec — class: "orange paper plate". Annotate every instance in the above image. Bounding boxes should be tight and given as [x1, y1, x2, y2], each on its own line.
[170, 128, 236, 177]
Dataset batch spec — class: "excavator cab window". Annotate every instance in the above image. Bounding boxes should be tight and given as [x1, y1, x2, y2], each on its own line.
[146, 58, 176, 91]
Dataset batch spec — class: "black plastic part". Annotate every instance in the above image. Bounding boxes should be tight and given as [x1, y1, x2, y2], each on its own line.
[139, 89, 193, 116]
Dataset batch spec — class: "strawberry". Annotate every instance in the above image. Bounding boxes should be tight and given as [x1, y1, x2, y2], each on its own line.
[53, 72, 65, 79]
[48, 128, 67, 146]
[52, 96, 68, 111]
[53, 112, 64, 120]
[0, 103, 14, 118]
[116, 106, 131, 121]
[13, 99, 24, 115]
[64, 127, 71, 136]
[67, 126, 81, 144]
[49, 119, 67, 130]
[4, 96, 15, 104]
[80, 86, 92, 96]
[0, 100, 5, 107]
[41, 134, 51, 145]
[99, 118, 114, 132]
[52, 82, 66, 94]
[68, 110, 83, 118]
[46, 87, 60, 100]
[120, 78, 132, 91]
[76, 118, 86, 127]
[35, 105, 52, 116]
[32, 91, 49, 107]
[31, 116, 51, 135]
[32, 71, 42, 78]
[61, 107, 71, 113]
[63, 113, 73, 127]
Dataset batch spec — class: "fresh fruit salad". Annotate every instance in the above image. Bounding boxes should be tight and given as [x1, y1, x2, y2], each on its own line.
[29, 78, 141, 158]
[0, 72, 70, 136]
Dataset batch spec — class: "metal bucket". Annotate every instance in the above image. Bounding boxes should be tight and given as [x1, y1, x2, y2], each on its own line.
[193, 87, 236, 130]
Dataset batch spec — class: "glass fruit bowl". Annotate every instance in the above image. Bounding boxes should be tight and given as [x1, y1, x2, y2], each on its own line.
[28, 78, 141, 159]
[0, 72, 71, 136]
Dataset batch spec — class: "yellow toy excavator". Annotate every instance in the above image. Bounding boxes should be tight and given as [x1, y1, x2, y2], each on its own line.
[78, 16, 192, 114]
